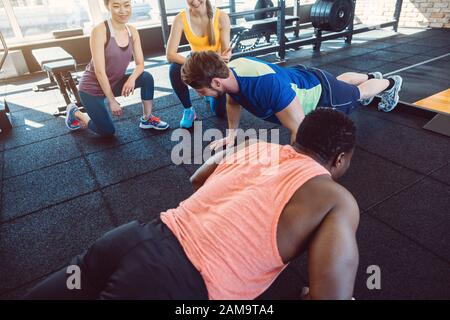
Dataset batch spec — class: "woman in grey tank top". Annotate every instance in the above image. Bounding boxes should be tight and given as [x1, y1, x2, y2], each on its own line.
[66, 0, 169, 135]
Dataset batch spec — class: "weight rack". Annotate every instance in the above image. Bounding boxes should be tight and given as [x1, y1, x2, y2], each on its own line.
[156, 0, 404, 61]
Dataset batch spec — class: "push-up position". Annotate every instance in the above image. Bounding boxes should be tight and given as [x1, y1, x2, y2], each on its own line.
[181, 51, 402, 149]
[26, 108, 359, 300]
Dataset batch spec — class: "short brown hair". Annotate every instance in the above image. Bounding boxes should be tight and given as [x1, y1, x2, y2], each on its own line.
[181, 51, 229, 89]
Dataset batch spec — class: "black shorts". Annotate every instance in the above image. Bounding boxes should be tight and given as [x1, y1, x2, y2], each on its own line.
[309, 67, 362, 114]
[25, 218, 208, 300]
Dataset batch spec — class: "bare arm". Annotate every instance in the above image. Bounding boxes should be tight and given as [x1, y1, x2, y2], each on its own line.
[275, 96, 305, 144]
[121, 26, 144, 97]
[166, 14, 186, 65]
[91, 24, 115, 101]
[209, 95, 242, 151]
[306, 190, 360, 300]
[129, 26, 144, 81]
[219, 12, 232, 62]
[191, 139, 257, 191]
[227, 94, 242, 132]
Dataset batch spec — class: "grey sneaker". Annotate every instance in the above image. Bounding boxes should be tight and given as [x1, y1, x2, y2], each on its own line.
[65, 103, 81, 131]
[378, 75, 403, 112]
[139, 115, 169, 130]
[360, 72, 383, 106]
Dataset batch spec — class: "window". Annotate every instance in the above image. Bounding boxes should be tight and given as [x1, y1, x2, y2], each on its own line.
[0, 1, 14, 39]
[10, 0, 91, 41]
[98, 0, 155, 26]
[1, 0, 300, 45]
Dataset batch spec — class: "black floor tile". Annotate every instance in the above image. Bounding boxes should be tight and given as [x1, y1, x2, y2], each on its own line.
[152, 90, 202, 112]
[349, 112, 450, 175]
[384, 43, 433, 55]
[3, 134, 81, 179]
[410, 37, 450, 48]
[308, 53, 348, 66]
[369, 178, 450, 261]
[400, 54, 438, 65]
[2, 118, 68, 151]
[354, 214, 450, 299]
[395, 59, 450, 103]
[153, 119, 221, 167]
[8, 106, 56, 128]
[1, 100, 28, 113]
[0, 278, 41, 299]
[431, 164, 450, 186]
[376, 36, 415, 45]
[256, 267, 305, 300]
[421, 47, 450, 58]
[355, 41, 398, 51]
[0, 192, 114, 295]
[75, 118, 152, 155]
[338, 148, 423, 211]
[377, 62, 411, 75]
[335, 58, 388, 72]
[1, 158, 97, 222]
[364, 50, 415, 63]
[85, 136, 171, 187]
[102, 165, 194, 225]
[321, 64, 363, 76]
[358, 105, 432, 130]
[339, 47, 378, 57]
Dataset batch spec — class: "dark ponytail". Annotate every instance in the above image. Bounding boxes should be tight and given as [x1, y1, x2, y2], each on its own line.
[205, 0, 216, 46]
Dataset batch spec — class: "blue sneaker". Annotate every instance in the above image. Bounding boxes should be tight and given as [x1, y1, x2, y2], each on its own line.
[204, 96, 215, 113]
[360, 72, 383, 106]
[180, 107, 197, 129]
[378, 75, 403, 112]
[139, 115, 169, 130]
[65, 103, 81, 131]
[205, 96, 226, 118]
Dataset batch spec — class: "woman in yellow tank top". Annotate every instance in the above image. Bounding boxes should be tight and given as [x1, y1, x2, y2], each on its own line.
[166, 0, 231, 129]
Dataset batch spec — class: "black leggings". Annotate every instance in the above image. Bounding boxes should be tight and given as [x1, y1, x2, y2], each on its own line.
[25, 218, 208, 300]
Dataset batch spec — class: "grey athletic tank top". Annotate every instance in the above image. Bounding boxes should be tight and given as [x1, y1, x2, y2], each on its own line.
[79, 19, 133, 96]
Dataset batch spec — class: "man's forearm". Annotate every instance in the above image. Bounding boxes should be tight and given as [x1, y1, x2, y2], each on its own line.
[226, 102, 241, 134]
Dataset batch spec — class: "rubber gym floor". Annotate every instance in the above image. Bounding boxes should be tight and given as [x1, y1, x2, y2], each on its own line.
[0, 27, 449, 300]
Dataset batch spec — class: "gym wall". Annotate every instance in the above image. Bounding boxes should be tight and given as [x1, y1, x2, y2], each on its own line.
[354, 0, 450, 28]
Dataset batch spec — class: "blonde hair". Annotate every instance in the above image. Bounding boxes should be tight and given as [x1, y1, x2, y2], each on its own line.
[205, 0, 216, 46]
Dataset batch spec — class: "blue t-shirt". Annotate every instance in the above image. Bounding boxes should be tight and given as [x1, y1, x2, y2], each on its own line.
[228, 57, 322, 120]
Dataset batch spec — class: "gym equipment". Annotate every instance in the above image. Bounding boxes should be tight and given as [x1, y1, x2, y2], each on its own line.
[285, 0, 404, 52]
[32, 47, 82, 116]
[230, 15, 299, 54]
[157, 0, 403, 62]
[310, 0, 354, 32]
[0, 31, 12, 133]
[228, 0, 299, 54]
[253, 0, 275, 21]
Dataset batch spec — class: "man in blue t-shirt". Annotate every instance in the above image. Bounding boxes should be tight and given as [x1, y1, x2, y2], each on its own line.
[181, 51, 403, 149]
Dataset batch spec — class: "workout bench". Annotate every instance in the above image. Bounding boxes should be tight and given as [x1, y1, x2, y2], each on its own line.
[231, 15, 299, 53]
[32, 47, 82, 116]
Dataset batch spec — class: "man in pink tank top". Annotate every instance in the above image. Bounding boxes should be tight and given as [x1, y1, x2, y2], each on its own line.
[26, 108, 359, 300]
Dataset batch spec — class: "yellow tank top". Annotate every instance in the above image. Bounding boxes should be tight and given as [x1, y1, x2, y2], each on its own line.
[181, 7, 222, 52]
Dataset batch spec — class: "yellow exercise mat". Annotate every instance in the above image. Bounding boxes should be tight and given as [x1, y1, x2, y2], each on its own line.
[414, 88, 450, 115]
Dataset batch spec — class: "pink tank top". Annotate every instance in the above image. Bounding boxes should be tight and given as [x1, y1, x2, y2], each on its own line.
[161, 142, 330, 299]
